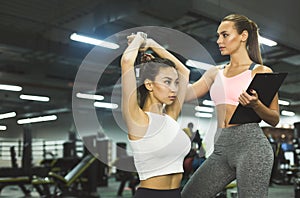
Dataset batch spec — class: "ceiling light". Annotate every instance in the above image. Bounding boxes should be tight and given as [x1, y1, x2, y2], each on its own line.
[281, 123, 293, 129]
[203, 100, 215, 106]
[259, 36, 277, 47]
[45, 108, 70, 114]
[20, 94, 50, 102]
[195, 106, 214, 112]
[94, 102, 118, 109]
[281, 110, 295, 117]
[76, 93, 104, 101]
[0, 112, 17, 120]
[70, 33, 119, 49]
[185, 60, 214, 70]
[195, 112, 213, 118]
[0, 125, 7, 131]
[278, 99, 290, 106]
[17, 115, 57, 124]
[0, 84, 22, 91]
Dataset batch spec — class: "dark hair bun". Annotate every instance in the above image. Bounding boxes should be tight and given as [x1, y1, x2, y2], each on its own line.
[141, 53, 155, 63]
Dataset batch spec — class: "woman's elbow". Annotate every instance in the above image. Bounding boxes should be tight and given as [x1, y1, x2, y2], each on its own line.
[121, 56, 134, 67]
[269, 115, 280, 127]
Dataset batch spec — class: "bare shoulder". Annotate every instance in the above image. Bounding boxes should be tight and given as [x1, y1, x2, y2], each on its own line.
[199, 65, 222, 86]
[204, 65, 220, 77]
[253, 64, 273, 74]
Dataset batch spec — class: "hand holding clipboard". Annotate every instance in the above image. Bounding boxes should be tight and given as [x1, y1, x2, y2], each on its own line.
[229, 72, 288, 124]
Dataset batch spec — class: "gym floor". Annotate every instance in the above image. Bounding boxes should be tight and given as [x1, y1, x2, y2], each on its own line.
[0, 177, 295, 198]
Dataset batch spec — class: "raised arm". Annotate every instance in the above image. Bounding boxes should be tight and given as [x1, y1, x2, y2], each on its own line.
[185, 66, 219, 101]
[120, 32, 147, 128]
[146, 38, 190, 119]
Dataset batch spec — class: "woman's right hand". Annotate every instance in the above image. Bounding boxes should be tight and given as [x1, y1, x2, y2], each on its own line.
[127, 32, 147, 49]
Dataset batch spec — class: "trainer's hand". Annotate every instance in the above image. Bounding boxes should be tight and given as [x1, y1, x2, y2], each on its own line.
[239, 89, 259, 108]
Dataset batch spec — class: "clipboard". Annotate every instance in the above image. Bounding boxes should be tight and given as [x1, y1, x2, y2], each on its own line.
[229, 72, 288, 124]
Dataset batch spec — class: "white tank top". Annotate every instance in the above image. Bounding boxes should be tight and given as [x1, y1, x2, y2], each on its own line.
[129, 112, 191, 180]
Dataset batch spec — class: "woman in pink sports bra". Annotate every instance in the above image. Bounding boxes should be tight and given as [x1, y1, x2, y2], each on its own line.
[182, 14, 279, 198]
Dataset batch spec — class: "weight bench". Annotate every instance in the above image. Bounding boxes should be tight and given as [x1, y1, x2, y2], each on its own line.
[0, 176, 31, 196]
[226, 181, 237, 198]
[0, 146, 31, 196]
[32, 154, 98, 197]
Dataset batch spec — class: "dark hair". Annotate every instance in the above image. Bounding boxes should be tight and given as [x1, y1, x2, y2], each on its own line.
[222, 14, 263, 64]
[137, 55, 176, 108]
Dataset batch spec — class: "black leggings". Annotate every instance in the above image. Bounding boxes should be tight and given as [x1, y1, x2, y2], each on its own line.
[134, 187, 181, 198]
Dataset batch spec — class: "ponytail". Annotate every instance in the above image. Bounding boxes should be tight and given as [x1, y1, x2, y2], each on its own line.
[247, 20, 263, 64]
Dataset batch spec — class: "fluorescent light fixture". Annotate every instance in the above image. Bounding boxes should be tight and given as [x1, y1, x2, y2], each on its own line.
[0, 84, 22, 91]
[195, 106, 214, 113]
[45, 108, 70, 114]
[281, 123, 292, 129]
[0, 125, 7, 130]
[17, 115, 57, 124]
[70, 33, 119, 49]
[259, 36, 277, 47]
[186, 60, 214, 70]
[94, 102, 118, 109]
[76, 93, 104, 101]
[281, 110, 295, 117]
[203, 100, 215, 106]
[0, 112, 17, 120]
[195, 112, 213, 118]
[278, 99, 290, 106]
[20, 94, 50, 102]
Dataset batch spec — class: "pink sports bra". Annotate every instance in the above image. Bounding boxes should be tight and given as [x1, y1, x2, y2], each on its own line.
[210, 63, 256, 106]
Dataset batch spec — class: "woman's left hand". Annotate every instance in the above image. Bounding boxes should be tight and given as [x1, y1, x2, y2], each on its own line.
[238, 89, 259, 108]
[127, 34, 135, 46]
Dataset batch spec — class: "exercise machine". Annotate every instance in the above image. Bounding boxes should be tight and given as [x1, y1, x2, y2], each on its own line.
[32, 153, 99, 197]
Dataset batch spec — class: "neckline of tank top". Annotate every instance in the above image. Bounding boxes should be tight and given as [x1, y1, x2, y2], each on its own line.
[145, 111, 166, 117]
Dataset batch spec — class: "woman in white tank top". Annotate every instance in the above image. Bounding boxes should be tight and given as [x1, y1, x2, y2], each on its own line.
[121, 32, 191, 198]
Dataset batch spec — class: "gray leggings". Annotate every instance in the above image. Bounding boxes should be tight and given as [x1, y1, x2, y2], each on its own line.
[181, 123, 274, 198]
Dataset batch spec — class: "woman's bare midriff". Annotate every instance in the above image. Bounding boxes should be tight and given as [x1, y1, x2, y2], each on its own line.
[216, 104, 240, 128]
[139, 173, 182, 190]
